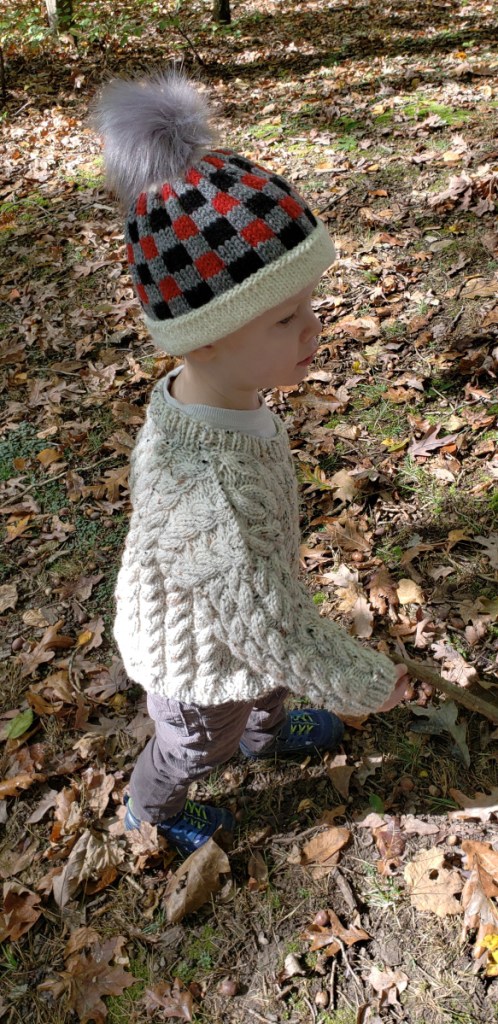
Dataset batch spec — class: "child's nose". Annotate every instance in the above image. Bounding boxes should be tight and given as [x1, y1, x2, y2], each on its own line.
[303, 310, 322, 337]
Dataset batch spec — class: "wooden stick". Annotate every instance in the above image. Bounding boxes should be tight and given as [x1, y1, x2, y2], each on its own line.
[393, 654, 498, 725]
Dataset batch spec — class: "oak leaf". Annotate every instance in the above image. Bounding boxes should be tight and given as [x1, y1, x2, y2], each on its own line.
[142, 978, 193, 1021]
[404, 848, 463, 916]
[448, 787, 498, 823]
[0, 882, 42, 942]
[40, 934, 135, 1024]
[302, 907, 370, 956]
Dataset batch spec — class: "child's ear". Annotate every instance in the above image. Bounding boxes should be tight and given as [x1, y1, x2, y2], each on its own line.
[186, 344, 217, 364]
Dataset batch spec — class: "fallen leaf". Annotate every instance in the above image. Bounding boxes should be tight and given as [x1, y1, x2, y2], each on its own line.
[475, 533, 498, 569]
[0, 771, 44, 799]
[410, 702, 470, 766]
[367, 964, 409, 1006]
[52, 830, 125, 907]
[247, 850, 268, 892]
[0, 582, 18, 613]
[39, 933, 135, 1024]
[448, 787, 498, 823]
[325, 753, 354, 799]
[408, 425, 459, 457]
[164, 834, 231, 923]
[397, 579, 424, 605]
[142, 978, 193, 1021]
[431, 642, 477, 686]
[372, 816, 406, 873]
[302, 907, 370, 956]
[404, 848, 463, 916]
[0, 882, 42, 942]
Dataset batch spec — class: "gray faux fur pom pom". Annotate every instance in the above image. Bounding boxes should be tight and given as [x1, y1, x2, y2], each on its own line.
[92, 70, 215, 207]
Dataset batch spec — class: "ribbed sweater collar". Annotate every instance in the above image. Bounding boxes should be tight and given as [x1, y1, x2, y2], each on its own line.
[148, 380, 289, 457]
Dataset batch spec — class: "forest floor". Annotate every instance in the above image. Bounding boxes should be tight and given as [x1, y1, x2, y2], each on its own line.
[1, 0, 498, 1022]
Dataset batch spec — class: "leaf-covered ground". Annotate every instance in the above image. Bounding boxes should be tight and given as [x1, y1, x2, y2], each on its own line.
[1, 1, 498, 1022]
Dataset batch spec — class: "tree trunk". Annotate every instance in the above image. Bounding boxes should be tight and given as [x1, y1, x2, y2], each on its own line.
[213, 0, 231, 24]
[45, 0, 74, 34]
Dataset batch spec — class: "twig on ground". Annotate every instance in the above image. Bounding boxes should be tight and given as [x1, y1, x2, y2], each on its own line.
[394, 654, 498, 724]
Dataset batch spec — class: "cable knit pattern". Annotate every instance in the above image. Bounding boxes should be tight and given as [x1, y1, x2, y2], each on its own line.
[114, 381, 397, 715]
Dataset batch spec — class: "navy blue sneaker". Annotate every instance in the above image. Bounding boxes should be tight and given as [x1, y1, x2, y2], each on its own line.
[240, 709, 344, 760]
[124, 795, 234, 855]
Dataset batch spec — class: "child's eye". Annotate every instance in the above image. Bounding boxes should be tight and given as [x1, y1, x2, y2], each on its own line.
[278, 314, 296, 325]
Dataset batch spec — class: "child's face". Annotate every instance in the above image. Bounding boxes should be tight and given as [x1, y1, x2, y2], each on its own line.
[210, 280, 322, 392]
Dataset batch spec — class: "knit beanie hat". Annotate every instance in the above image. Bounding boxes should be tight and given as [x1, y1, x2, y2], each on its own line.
[94, 71, 336, 355]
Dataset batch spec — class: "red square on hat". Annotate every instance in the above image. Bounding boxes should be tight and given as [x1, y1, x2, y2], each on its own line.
[279, 195, 303, 220]
[195, 252, 225, 279]
[159, 276, 182, 302]
[204, 155, 225, 169]
[241, 173, 266, 191]
[136, 193, 148, 216]
[186, 168, 202, 186]
[241, 219, 274, 247]
[137, 282, 149, 304]
[161, 183, 174, 200]
[127, 243, 135, 265]
[173, 215, 199, 240]
[140, 235, 159, 260]
[212, 192, 239, 215]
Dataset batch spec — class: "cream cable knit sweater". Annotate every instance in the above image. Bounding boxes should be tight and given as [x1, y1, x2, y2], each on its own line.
[114, 381, 397, 715]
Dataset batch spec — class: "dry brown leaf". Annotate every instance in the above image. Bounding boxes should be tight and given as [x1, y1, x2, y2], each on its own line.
[431, 642, 478, 687]
[449, 788, 498, 823]
[302, 907, 370, 956]
[142, 978, 193, 1021]
[52, 830, 125, 907]
[0, 582, 18, 613]
[397, 579, 424, 606]
[39, 934, 135, 1024]
[367, 964, 409, 1006]
[164, 834, 231, 923]
[461, 852, 498, 958]
[17, 621, 73, 679]
[367, 567, 398, 617]
[404, 848, 463, 916]
[461, 841, 498, 883]
[325, 753, 354, 799]
[373, 816, 406, 873]
[292, 826, 351, 879]
[0, 771, 44, 799]
[0, 882, 42, 942]
[247, 850, 268, 892]
[350, 594, 375, 638]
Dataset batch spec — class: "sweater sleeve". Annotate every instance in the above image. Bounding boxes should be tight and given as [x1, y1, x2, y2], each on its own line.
[203, 551, 397, 716]
[149, 441, 398, 716]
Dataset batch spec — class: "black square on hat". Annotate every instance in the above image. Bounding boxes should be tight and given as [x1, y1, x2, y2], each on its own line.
[270, 174, 293, 195]
[209, 169, 237, 192]
[137, 263, 154, 285]
[278, 220, 306, 250]
[180, 189, 207, 215]
[152, 301, 174, 319]
[128, 220, 140, 244]
[162, 243, 192, 274]
[228, 249, 265, 284]
[203, 218, 237, 249]
[184, 280, 214, 309]
[150, 206, 172, 233]
[246, 192, 276, 218]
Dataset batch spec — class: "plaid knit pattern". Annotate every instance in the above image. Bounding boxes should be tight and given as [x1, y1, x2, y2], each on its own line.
[127, 150, 317, 321]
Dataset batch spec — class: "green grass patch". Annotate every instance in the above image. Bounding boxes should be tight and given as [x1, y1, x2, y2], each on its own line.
[107, 947, 149, 1023]
[398, 99, 471, 125]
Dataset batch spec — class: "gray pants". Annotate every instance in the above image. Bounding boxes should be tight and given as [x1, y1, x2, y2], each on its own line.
[129, 687, 288, 823]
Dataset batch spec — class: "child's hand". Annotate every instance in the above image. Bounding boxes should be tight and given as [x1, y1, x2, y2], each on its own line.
[375, 665, 411, 713]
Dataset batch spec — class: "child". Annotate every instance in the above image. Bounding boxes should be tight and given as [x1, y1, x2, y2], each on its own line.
[94, 72, 409, 855]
